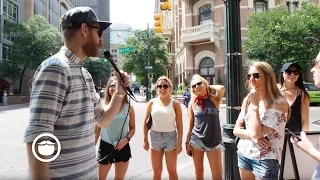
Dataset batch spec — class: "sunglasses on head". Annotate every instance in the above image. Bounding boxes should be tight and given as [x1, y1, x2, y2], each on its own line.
[86, 24, 103, 37]
[157, 84, 169, 89]
[191, 82, 202, 89]
[285, 69, 300, 75]
[247, 73, 261, 80]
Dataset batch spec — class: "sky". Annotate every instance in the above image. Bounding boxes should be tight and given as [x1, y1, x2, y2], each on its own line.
[110, 0, 155, 30]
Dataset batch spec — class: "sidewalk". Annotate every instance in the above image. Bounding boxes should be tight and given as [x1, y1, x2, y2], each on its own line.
[0, 103, 29, 111]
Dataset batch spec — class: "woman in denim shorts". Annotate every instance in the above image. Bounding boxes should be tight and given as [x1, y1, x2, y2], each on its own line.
[185, 74, 226, 180]
[234, 61, 289, 180]
[143, 76, 183, 180]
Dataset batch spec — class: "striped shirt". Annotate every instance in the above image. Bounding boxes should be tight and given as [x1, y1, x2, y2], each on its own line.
[23, 46, 103, 179]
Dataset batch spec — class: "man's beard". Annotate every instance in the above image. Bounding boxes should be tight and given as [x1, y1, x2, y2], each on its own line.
[83, 38, 102, 57]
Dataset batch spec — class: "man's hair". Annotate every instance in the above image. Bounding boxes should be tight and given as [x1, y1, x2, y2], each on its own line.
[60, 19, 79, 41]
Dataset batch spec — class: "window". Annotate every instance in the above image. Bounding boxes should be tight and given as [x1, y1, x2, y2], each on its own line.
[286, 1, 299, 12]
[199, 4, 211, 25]
[199, 57, 215, 76]
[49, 0, 59, 28]
[254, 0, 268, 12]
[3, 0, 19, 21]
[3, 20, 16, 42]
[34, 0, 47, 17]
[2, 44, 15, 62]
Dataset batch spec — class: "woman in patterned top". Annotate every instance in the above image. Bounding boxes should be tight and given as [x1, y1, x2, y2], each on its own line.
[233, 61, 289, 180]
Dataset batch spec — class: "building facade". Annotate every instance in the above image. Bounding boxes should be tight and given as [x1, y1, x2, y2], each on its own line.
[110, 23, 133, 44]
[109, 43, 123, 77]
[154, 0, 315, 88]
[70, 0, 111, 51]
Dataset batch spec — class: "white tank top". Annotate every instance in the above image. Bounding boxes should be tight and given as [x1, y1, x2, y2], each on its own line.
[150, 97, 176, 132]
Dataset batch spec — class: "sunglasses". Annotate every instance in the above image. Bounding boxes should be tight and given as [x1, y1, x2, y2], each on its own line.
[313, 59, 320, 69]
[157, 85, 169, 89]
[109, 85, 115, 88]
[247, 73, 261, 80]
[87, 24, 103, 37]
[285, 69, 300, 75]
[191, 82, 202, 89]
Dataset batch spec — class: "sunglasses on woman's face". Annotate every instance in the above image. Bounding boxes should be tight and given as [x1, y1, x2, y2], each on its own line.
[109, 85, 115, 88]
[157, 84, 169, 89]
[285, 69, 300, 76]
[191, 82, 202, 89]
[247, 73, 261, 80]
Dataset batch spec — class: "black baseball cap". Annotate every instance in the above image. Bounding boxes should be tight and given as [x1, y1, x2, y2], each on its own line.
[61, 6, 112, 31]
[281, 62, 301, 72]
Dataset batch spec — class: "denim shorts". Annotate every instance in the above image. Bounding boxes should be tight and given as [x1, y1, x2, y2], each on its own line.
[190, 133, 220, 152]
[150, 130, 177, 151]
[237, 152, 280, 180]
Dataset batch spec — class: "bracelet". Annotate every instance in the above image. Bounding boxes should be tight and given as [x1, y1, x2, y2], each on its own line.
[115, 92, 125, 98]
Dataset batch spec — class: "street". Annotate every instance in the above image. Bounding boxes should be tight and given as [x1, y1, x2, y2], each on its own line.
[1, 95, 320, 179]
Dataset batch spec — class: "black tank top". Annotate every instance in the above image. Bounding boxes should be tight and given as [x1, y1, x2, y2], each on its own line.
[286, 92, 302, 132]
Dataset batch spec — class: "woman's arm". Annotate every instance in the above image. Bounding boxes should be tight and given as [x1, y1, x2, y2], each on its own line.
[173, 100, 183, 144]
[127, 105, 136, 140]
[210, 85, 226, 101]
[233, 97, 250, 139]
[301, 92, 310, 131]
[94, 124, 101, 145]
[143, 99, 154, 143]
[185, 103, 194, 144]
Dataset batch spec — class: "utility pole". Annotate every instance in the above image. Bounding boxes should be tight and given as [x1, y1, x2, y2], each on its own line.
[222, 0, 242, 179]
[146, 23, 151, 101]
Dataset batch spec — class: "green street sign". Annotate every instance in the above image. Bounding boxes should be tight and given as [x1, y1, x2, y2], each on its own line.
[119, 47, 133, 54]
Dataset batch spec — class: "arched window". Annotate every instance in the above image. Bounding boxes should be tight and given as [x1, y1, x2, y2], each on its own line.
[199, 57, 214, 76]
[199, 4, 211, 25]
[254, 0, 268, 12]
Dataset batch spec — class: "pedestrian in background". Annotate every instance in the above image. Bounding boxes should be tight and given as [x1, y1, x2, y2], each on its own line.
[143, 76, 183, 180]
[185, 74, 225, 180]
[95, 77, 135, 180]
[234, 61, 289, 180]
[183, 86, 191, 108]
[279, 62, 310, 132]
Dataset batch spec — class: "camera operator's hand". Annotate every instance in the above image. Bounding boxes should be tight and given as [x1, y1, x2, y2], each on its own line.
[115, 71, 130, 95]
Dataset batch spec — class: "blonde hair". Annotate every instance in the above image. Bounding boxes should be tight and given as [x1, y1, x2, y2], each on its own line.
[247, 61, 283, 107]
[189, 74, 214, 108]
[104, 77, 129, 105]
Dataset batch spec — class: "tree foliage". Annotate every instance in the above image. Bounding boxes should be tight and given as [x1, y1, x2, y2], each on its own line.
[83, 57, 111, 84]
[120, 29, 168, 87]
[2, 15, 62, 94]
[245, 2, 320, 75]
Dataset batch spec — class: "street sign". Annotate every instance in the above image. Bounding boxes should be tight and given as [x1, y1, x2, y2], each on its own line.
[145, 66, 153, 70]
[119, 47, 133, 54]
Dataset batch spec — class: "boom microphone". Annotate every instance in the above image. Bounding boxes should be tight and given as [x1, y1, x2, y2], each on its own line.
[103, 50, 137, 102]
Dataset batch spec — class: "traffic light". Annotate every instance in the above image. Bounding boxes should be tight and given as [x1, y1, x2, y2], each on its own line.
[160, 0, 172, 11]
[154, 13, 163, 33]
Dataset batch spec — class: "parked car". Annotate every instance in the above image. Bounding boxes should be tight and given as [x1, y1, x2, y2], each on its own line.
[304, 82, 320, 104]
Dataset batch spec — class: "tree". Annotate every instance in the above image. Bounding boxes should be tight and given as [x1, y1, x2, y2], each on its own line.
[3, 15, 62, 94]
[83, 57, 111, 87]
[120, 29, 168, 87]
[245, 2, 320, 75]
[0, 61, 20, 90]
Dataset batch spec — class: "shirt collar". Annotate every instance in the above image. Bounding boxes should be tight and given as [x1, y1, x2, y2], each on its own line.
[60, 46, 84, 68]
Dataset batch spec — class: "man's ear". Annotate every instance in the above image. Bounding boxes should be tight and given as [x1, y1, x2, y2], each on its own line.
[80, 23, 89, 38]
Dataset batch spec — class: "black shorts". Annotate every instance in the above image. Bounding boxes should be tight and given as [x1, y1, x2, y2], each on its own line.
[97, 139, 132, 165]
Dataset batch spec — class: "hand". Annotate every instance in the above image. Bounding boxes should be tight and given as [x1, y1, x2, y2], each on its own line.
[247, 87, 260, 106]
[115, 71, 130, 95]
[252, 137, 271, 149]
[185, 143, 193, 157]
[291, 131, 315, 154]
[115, 138, 128, 150]
[143, 140, 149, 151]
[176, 143, 182, 154]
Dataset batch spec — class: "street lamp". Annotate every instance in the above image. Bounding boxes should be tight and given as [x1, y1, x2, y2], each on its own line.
[222, 0, 242, 179]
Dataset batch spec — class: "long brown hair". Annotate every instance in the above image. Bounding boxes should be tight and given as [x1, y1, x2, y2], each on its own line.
[104, 77, 129, 105]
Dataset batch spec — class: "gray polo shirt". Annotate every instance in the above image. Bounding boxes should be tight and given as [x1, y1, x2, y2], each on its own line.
[23, 46, 103, 179]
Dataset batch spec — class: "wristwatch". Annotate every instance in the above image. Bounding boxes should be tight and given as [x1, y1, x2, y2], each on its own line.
[116, 92, 125, 98]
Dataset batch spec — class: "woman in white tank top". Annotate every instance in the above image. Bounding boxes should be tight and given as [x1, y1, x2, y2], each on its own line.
[143, 76, 183, 180]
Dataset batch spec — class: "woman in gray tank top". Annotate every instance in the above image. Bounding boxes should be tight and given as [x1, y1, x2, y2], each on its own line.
[185, 74, 226, 180]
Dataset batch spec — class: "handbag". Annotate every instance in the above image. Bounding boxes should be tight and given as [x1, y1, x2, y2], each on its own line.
[146, 114, 152, 130]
